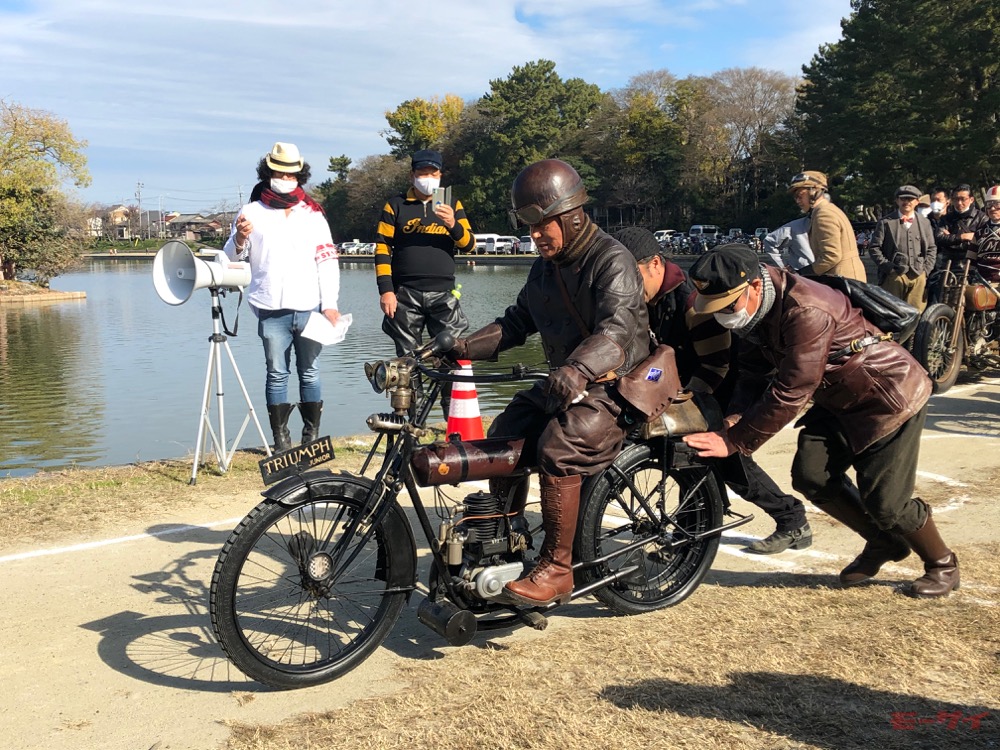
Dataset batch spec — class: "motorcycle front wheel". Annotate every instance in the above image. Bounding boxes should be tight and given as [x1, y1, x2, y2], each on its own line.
[913, 302, 964, 394]
[210, 485, 413, 689]
[576, 441, 724, 615]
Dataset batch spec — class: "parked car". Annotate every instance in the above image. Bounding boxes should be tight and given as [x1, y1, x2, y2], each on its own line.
[728, 228, 743, 239]
[474, 233, 501, 254]
[653, 229, 677, 243]
[519, 235, 537, 254]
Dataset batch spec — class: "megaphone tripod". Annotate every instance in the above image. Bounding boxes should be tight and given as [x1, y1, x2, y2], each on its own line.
[189, 287, 271, 484]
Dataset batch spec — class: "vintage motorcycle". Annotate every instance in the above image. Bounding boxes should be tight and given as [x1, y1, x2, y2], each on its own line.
[209, 335, 750, 689]
[913, 259, 1000, 393]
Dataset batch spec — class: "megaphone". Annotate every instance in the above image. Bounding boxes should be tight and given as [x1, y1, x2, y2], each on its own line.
[153, 241, 252, 305]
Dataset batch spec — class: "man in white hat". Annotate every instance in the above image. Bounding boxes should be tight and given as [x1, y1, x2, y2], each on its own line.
[224, 142, 341, 452]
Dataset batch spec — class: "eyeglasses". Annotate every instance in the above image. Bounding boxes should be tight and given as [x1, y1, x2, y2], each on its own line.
[719, 287, 749, 314]
[986, 201, 1000, 210]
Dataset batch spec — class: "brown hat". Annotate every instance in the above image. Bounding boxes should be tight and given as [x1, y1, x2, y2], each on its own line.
[689, 244, 762, 313]
[788, 170, 827, 192]
[895, 184, 921, 200]
[917, 193, 931, 207]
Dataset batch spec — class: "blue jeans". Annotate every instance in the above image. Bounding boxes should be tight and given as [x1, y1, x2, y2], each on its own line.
[256, 308, 323, 405]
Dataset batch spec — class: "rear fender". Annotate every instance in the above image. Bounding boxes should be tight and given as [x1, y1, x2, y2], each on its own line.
[261, 469, 417, 591]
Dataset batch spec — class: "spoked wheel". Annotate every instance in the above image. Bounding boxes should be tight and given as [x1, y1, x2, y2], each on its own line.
[210, 481, 413, 689]
[576, 442, 724, 614]
[913, 303, 964, 394]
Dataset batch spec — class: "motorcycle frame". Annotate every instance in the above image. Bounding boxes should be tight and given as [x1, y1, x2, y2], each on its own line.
[294, 362, 744, 620]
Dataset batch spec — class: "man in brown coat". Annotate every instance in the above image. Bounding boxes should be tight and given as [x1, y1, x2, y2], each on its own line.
[682, 244, 959, 598]
[448, 159, 650, 606]
[789, 171, 867, 281]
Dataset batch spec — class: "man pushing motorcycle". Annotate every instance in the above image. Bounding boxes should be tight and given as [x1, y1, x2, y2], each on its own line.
[448, 159, 651, 606]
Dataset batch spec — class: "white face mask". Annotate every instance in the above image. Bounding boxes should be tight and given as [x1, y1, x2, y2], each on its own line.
[918, 206, 932, 217]
[714, 307, 753, 330]
[414, 175, 441, 196]
[930, 201, 944, 213]
[713, 289, 753, 330]
[270, 178, 298, 195]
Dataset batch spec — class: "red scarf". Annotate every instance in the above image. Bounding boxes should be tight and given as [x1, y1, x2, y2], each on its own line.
[259, 184, 325, 214]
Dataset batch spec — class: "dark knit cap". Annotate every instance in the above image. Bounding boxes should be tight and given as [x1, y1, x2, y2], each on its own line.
[613, 227, 663, 262]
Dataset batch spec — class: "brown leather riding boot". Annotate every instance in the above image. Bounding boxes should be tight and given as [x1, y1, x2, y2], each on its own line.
[903, 507, 960, 598]
[504, 474, 581, 606]
[815, 484, 910, 586]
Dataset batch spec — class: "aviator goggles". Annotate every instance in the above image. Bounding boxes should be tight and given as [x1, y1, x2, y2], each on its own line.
[508, 183, 586, 229]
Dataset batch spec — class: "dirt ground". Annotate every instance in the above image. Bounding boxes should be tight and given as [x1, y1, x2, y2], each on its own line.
[1, 376, 999, 749]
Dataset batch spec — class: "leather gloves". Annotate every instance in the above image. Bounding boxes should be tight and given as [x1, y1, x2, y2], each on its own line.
[448, 322, 503, 361]
[544, 365, 589, 413]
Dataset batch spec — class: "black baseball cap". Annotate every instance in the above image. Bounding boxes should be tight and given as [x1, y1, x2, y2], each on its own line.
[411, 149, 443, 171]
[690, 244, 762, 313]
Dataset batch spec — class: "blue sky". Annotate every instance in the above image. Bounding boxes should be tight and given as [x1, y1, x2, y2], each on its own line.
[0, 0, 852, 211]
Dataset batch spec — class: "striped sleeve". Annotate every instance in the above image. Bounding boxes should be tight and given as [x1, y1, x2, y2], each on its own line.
[684, 306, 731, 394]
[374, 199, 396, 295]
[451, 200, 476, 253]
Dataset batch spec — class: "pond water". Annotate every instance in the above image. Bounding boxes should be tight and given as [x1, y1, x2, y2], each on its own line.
[1, 260, 542, 477]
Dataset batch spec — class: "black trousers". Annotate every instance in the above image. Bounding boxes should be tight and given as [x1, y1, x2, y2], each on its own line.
[719, 452, 807, 531]
[381, 286, 469, 356]
[382, 286, 469, 418]
[791, 404, 929, 534]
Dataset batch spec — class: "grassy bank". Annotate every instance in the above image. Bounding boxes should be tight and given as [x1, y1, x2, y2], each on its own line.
[0, 437, 374, 546]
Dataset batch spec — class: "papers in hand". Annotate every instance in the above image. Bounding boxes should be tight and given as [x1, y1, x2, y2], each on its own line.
[302, 312, 352, 345]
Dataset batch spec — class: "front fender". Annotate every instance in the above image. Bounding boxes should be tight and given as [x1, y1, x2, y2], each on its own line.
[261, 469, 417, 592]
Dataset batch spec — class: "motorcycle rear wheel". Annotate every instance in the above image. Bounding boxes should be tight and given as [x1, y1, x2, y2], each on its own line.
[576, 442, 724, 615]
[210, 488, 410, 689]
[913, 303, 964, 394]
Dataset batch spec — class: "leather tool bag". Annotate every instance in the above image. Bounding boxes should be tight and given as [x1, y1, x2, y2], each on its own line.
[615, 343, 683, 422]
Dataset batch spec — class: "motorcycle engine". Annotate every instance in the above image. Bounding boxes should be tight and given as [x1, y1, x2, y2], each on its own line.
[439, 491, 531, 600]
[967, 310, 1000, 366]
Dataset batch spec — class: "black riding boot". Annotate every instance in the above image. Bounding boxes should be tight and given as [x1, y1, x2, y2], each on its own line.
[299, 401, 323, 444]
[267, 403, 293, 453]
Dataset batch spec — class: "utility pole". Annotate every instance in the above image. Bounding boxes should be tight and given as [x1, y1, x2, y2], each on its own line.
[158, 195, 163, 239]
[238, 184, 243, 205]
[135, 181, 144, 240]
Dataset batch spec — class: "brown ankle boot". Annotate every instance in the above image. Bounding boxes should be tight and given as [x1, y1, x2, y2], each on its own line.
[505, 474, 581, 606]
[814, 484, 910, 586]
[903, 506, 959, 598]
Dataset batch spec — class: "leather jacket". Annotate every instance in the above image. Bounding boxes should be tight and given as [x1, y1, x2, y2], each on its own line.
[493, 228, 650, 381]
[728, 266, 931, 455]
[935, 205, 988, 258]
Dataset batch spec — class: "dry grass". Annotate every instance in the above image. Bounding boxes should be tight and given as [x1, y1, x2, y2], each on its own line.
[224, 545, 1000, 750]
[0, 439, 374, 545]
[0, 279, 55, 296]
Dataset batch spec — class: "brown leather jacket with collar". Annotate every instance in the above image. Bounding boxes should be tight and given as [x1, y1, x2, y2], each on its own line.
[728, 266, 931, 455]
[492, 228, 650, 381]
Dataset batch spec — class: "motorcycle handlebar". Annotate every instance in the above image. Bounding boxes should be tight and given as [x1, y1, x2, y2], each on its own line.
[416, 361, 548, 384]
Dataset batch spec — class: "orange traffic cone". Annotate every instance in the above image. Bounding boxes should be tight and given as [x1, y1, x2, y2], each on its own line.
[446, 359, 485, 440]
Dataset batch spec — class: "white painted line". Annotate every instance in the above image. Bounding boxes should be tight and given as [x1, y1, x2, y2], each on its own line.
[0, 516, 246, 564]
[916, 471, 969, 487]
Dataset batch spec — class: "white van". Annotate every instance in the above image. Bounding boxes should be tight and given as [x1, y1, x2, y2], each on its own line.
[689, 225, 720, 240]
[474, 233, 501, 254]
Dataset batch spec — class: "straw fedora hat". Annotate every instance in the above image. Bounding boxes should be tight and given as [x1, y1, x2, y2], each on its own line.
[266, 142, 304, 173]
